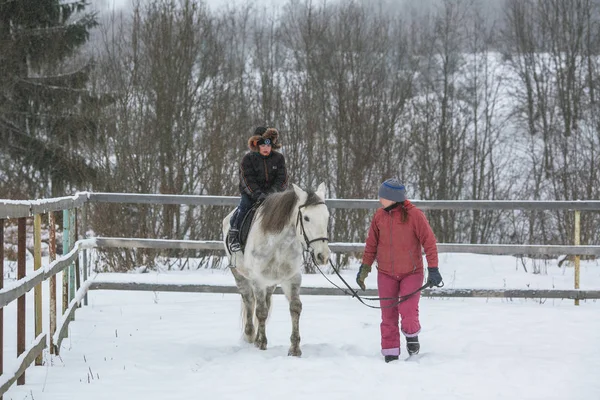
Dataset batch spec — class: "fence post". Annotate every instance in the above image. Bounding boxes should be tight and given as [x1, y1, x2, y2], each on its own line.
[73, 208, 80, 300]
[34, 215, 43, 365]
[69, 209, 76, 303]
[62, 210, 69, 316]
[0, 219, 4, 398]
[17, 217, 26, 385]
[574, 210, 581, 306]
[49, 212, 57, 354]
[82, 204, 88, 306]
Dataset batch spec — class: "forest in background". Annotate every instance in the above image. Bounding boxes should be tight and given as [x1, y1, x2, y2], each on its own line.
[1, 0, 599, 270]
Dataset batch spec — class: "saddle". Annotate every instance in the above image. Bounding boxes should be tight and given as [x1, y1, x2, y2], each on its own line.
[228, 203, 260, 252]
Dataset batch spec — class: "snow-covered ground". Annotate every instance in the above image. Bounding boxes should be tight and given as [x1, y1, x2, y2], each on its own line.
[3, 253, 600, 400]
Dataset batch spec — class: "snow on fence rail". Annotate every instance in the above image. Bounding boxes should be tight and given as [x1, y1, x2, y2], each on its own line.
[0, 193, 88, 219]
[0, 334, 46, 396]
[1, 192, 600, 397]
[0, 240, 95, 309]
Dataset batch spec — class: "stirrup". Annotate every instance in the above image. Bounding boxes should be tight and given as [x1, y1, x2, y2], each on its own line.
[229, 241, 242, 252]
[227, 228, 241, 253]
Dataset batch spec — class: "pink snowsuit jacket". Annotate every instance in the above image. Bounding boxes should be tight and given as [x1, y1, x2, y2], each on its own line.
[362, 200, 438, 276]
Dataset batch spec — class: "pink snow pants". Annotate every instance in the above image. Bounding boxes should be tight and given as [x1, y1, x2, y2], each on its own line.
[378, 270, 424, 356]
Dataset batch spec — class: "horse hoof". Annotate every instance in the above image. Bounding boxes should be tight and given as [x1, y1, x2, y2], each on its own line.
[288, 348, 302, 357]
[254, 340, 267, 350]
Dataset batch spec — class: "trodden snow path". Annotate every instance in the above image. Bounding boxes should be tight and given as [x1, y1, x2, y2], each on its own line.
[4, 290, 600, 400]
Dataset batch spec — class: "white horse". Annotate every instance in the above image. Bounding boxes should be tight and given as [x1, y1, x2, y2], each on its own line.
[222, 183, 331, 356]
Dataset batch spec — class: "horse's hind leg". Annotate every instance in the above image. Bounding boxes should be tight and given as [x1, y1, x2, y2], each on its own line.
[231, 268, 255, 343]
[281, 274, 303, 357]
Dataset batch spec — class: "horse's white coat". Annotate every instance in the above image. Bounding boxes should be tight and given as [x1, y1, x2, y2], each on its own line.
[223, 183, 330, 281]
[222, 183, 331, 356]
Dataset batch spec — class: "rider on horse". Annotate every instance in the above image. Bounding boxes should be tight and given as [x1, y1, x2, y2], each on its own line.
[228, 126, 288, 252]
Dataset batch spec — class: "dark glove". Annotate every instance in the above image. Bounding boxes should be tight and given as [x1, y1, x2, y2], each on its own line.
[356, 264, 371, 291]
[252, 191, 266, 202]
[257, 193, 268, 202]
[427, 267, 443, 287]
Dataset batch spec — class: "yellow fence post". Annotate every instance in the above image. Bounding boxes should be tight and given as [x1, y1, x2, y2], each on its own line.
[34, 215, 43, 365]
[574, 210, 581, 306]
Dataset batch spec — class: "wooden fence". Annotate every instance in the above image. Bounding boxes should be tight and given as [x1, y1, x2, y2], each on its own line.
[0, 192, 600, 396]
[0, 194, 89, 397]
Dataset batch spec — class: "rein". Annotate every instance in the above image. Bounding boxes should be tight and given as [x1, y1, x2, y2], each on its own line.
[307, 253, 434, 309]
[296, 202, 329, 246]
[296, 201, 436, 309]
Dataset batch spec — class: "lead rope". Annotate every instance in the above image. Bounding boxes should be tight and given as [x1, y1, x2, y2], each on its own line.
[297, 202, 436, 309]
[303, 249, 434, 309]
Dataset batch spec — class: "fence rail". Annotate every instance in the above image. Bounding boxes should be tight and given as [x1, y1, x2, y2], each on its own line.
[0, 193, 88, 219]
[0, 334, 46, 395]
[0, 241, 94, 309]
[93, 237, 600, 256]
[87, 192, 600, 211]
[87, 281, 600, 300]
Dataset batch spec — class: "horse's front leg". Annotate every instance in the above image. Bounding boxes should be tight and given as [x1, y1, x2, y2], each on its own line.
[281, 274, 302, 357]
[253, 285, 269, 350]
[265, 285, 276, 316]
[231, 268, 255, 343]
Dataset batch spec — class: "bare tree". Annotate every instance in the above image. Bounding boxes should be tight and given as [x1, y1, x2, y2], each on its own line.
[91, 0, 225, 269]
[461, 3, 515, 243]
[403, 0, 473, 242]
[502, 0, 600, 245]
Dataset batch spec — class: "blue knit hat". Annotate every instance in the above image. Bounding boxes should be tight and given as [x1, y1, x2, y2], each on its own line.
[378, 178, 406, 202]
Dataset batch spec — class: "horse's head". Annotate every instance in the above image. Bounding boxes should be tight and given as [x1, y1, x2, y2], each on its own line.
[293, 182, 331, 266]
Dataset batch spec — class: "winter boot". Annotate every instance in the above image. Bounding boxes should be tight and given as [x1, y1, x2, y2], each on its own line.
[384, 355, 399, 363]
[406, 336, 420, 355]
[228, 229, 241, 253]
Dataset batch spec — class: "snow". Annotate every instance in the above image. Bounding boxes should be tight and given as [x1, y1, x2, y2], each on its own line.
[0, 334, 46, 394]
[0, 194, 87, 208]
[91, 252, 600, 291]
[2, 253, 600, 400]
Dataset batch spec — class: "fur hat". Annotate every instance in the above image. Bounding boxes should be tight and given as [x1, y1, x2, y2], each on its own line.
[248, 127, 282, 151]
[253, 126, 267, 136]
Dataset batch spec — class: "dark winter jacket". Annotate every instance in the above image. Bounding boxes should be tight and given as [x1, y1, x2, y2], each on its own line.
[362, 200, 438, 276]
[238, 151, 288, 200]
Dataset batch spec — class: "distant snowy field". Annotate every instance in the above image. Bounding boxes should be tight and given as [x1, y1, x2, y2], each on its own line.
[2, 253, 600, 399]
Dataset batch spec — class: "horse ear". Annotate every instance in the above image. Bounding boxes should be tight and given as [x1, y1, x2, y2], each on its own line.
[292, 183, 305, 199]
[316, 182, 326, 199]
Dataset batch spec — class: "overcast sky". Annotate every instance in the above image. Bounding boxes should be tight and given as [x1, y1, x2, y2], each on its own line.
[91, 0, 503, 19]
[92, 0, 298, 12]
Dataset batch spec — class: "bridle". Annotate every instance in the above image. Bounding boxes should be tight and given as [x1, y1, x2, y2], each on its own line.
[296, 201, 329, 251]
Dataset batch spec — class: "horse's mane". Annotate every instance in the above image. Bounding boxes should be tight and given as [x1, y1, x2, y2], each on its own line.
[260, 188, 322, 234]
